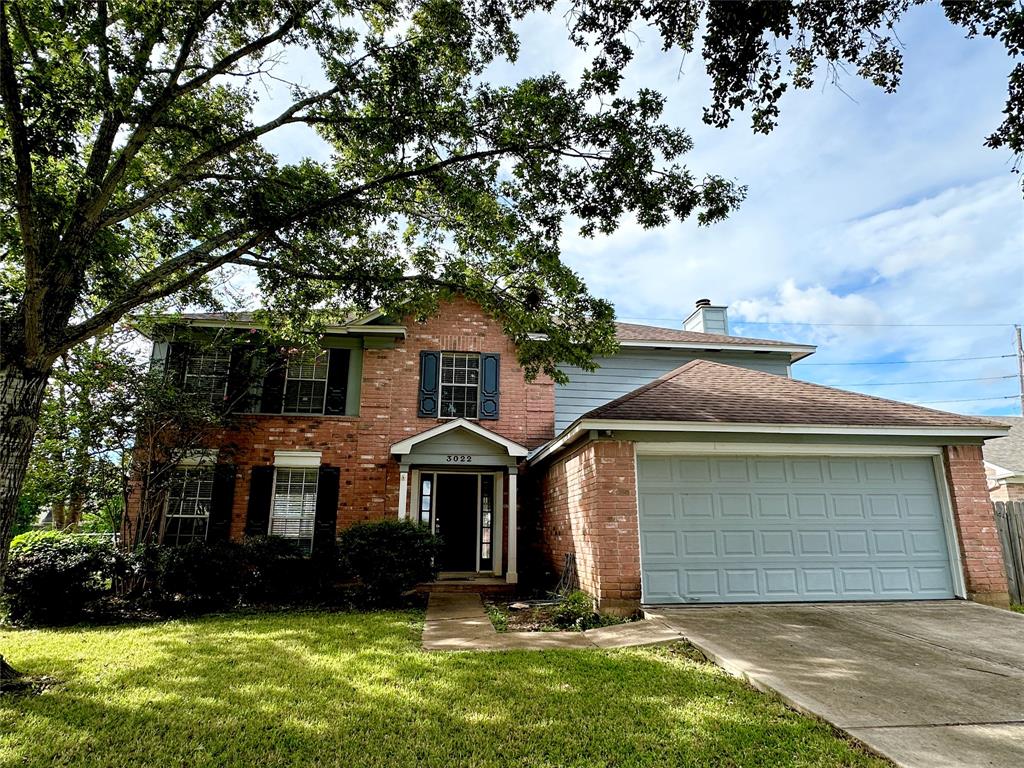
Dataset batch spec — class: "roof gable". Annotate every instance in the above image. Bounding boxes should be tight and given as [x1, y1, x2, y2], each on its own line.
[982, 416, 1024, 474]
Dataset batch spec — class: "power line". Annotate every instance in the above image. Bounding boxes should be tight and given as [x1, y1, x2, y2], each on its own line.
[843, 375, 1016, 387]
[800, 354, 1016, 366]
[733, 320, 1016, 328]
[619, 316, 1017, 328]
[909, 394, 1018, 405]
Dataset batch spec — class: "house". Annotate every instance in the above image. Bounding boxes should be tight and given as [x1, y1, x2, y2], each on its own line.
[134, 296, 1012, 611]
[984, 416, 1024, 502]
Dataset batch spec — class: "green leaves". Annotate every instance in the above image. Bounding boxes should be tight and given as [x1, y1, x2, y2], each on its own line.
[1, 0, 748, 380]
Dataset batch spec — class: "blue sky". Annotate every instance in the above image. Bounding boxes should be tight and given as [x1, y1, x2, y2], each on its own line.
[256, 4, 1024, 416]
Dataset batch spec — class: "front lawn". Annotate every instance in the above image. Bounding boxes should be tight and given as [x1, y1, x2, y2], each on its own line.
[1, 610, 886, 767]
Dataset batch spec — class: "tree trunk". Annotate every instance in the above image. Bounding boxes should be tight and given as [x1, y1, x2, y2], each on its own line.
[0, 654, 23, 685]
[51, 499, 67, 530]
[0, 363, 50, 593]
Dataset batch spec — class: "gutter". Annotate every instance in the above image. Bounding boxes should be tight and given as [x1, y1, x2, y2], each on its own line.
[529, 419, 1011, 465]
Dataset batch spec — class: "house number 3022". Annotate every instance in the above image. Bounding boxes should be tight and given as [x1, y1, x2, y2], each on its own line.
[446, 454, 473, 463]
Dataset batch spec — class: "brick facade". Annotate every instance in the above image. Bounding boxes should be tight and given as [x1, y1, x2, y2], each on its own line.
[136, 298, 554, 573]
[943, 444, 1011, 607]
[538, 440, 640, 614]
[989, 481, 1024, 503]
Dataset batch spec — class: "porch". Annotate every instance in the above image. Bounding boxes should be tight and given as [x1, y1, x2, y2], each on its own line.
[417, 572, 518, 596]
[392, 418, 528, 585]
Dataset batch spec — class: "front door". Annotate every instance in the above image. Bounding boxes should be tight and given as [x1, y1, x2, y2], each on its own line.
[434, 473, 479, 571]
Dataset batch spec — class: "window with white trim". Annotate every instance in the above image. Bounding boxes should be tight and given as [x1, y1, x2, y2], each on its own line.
[183, 347, 231, 408]
[283, 350, 328, 414]
[269, 467, 318, 553]
[163, 467, 214, 545]
[439, 352, 480, 419]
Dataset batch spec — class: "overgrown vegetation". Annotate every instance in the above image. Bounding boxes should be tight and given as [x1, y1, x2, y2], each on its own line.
[2, 526, 440, 627]
[486, 591, 634, 633]
[337, 521, 442, 605]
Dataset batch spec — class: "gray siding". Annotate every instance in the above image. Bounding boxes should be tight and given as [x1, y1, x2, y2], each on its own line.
[555, 348, 791, 433]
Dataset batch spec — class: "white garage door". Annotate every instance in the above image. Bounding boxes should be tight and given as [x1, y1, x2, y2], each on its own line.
[637, 454, 957, 604]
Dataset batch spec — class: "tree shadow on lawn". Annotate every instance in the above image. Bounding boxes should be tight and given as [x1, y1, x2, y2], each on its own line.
[0, 610, 886, 768]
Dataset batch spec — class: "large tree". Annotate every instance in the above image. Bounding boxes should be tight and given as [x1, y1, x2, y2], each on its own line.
[2, 0, 1021, 591]
[0, 0, 746, 586]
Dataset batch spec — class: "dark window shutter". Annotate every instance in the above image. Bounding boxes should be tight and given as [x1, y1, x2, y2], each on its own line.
[165, 341, 191, 387]
[418, 351, 441, 417]
[312, 465, 340, 558]
[323, 349, 350, 416]
[245, 466, 275, 537]
[226, 344, 257, 413]
[207, 464, 237, 542]
[259, 348, 287, 414]
[479, 352, 500, 420]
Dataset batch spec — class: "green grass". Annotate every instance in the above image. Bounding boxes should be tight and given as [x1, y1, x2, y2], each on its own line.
[1, 610, 887, 768]
[1012, 604, 1024, 614]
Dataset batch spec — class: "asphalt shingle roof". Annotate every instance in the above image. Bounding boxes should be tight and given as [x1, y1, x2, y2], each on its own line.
[613, 321, 806, 348]
[582, 360, 1006, 430]
[983, 416, 1024, 473]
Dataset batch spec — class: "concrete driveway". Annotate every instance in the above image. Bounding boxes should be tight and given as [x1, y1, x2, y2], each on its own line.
[648, 602, 1024, 768]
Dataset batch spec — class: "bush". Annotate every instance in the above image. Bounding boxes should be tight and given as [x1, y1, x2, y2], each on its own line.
[552, 590, 601, 630]
[240, 536, 321, 603]
[337, 521, 441, 605]
[3, 533, 126, 625]
[146, 540, 248, 614]
[8, 529, 68, 556]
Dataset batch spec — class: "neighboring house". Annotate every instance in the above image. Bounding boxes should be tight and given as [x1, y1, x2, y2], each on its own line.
[984, 416, 1024, 502]
[133, 296, 1012, 610]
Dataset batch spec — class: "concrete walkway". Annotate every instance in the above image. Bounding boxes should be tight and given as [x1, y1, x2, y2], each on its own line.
[421, 592, 683, 651]
[650, 601, 1024, 768]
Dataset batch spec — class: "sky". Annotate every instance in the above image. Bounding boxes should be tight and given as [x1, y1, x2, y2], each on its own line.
[255, 3, 1024, 417]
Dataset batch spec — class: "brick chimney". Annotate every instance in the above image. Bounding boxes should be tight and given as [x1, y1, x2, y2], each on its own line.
[684, 298, 729, 335]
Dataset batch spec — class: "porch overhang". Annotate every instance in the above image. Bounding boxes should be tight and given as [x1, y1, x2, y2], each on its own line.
[390, 418, 529, 463]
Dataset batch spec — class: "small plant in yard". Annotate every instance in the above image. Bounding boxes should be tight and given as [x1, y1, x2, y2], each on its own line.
[552, 590, 603, 630]
[485, 603, 510, 632]
[337, 520, 441, 605]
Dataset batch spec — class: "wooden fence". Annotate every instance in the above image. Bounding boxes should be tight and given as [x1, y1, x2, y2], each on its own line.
[994, 501, 1024, 605]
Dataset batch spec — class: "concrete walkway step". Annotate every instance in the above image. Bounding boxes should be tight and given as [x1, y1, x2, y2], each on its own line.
[421, 592, 684, 652]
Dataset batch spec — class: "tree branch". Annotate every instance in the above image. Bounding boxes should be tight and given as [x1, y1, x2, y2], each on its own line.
[100, 84, 341, 227]
[0, 1, 41, 355]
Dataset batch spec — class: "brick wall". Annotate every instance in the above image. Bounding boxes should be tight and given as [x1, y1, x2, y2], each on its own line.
[989, 482, 1024, 503]
[943, 444, 1010, 607]
[538, 439, 640, 613]
[135, 297, 554, 566]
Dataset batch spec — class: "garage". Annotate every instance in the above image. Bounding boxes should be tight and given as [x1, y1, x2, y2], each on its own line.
[637, 453, 960, 604]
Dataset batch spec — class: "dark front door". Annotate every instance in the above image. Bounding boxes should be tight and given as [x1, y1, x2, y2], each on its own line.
[434, 473, 478, 571]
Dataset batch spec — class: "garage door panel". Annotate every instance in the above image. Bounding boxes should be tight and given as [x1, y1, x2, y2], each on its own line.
[638, 454, 956, 604]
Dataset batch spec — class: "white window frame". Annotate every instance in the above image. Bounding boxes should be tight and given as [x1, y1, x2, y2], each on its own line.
[268, 464, 320, 554]
[183, 347, 231, 408]
[162, 465, 215, 546]
[282, 350, 329, 415]
[438, 352, 481, 420]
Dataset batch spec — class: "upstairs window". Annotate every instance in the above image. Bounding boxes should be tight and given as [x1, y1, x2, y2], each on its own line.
[283, 351, 329, 414]
[269, 467, 319, 553]
[183, 347, 231, 409]
[163, 467, 214, 546]
[439, 352, 480, 419]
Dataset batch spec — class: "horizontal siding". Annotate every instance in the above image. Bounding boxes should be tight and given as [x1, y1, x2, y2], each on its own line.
[555, 349, 790, 433]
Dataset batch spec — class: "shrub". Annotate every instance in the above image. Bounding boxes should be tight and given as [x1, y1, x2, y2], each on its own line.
[337, 521, 441, 605]
[552, 590, 601, 630]
[8, 529, 68, 556]
[148, 540, 247, 614]
[3, 533, 125, 625]
[240, 536, 321, 603]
